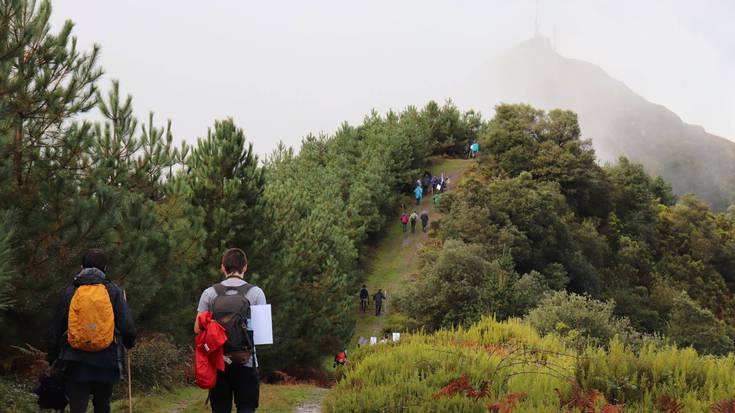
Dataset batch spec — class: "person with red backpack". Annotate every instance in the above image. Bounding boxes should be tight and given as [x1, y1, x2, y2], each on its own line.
[195, 248, 267, 413]
[400, 211, 409, 233]
[47, 249, 136, 413]
[333, 349, 347, 368]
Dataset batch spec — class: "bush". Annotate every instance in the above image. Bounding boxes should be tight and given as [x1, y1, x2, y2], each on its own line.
[128, 335, 188, 391]
[0, 376, 38, 413]
[324, 317, 735, 412]
[665, 292, 734, 355]
[526, 291, 639, 349]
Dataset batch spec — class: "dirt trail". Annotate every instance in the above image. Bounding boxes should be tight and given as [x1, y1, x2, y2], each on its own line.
[352, 158, 473, 345]
[294, 388, 329, 413]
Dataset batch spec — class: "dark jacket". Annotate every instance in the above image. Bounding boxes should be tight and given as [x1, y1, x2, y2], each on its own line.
[47, 268, 136, 371]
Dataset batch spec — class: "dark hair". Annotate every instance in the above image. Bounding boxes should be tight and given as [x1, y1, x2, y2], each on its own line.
[362, 284, 366, 288]
[82, 249, 107, 271]
[222, 248, 248, 274]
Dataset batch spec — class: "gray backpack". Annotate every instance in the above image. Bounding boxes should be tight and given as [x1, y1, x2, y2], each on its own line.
[211, 282, 255, 354]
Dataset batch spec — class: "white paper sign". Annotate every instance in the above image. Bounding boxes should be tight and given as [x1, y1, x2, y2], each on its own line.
[251, 305, 273, 345]
[392, 332, 400, 342]
[370, 336, 377, 345]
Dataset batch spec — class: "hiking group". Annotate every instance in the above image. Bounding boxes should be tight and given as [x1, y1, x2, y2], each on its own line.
[414, 170, 448, 206]
[359, 284, 386, 316]
[45, 247, 266, 413]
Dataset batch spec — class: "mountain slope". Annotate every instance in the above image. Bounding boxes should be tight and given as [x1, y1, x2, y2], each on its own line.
[459, 37, 735, 210]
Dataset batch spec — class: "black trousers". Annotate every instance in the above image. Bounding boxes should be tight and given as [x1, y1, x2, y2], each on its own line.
[375, 302, 383, 316]
[360, 298, 368, 312]
[210, 363, 259, 413]
[66, 380, 114, 413]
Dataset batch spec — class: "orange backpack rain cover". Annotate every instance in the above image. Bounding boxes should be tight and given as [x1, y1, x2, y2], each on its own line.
[67, 284, 115, 352]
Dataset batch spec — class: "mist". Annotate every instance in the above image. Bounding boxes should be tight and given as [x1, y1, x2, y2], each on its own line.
[50, 0, 735, 156]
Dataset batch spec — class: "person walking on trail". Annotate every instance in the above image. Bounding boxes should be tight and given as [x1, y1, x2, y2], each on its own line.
[414, 184, 423, 205]
[470, 142, 480, 158]
[333, 349, 347, 368]
[47, 249, 137, 413]
[420, 211, 430, 232]
[400, 212, 409, 233]
[430, 175, 439, 194]
[373, 289, 386, 316]
[195, 248, 267, 413]
[359, 285, 369, 313]
[409, 211, 418, 233]
[421, 171, 432, 194]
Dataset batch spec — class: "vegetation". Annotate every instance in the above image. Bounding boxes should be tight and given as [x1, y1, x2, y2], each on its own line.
[324, 317, 735, 412]
[398, 103, 735, 357]
[0, 0, 483, 377]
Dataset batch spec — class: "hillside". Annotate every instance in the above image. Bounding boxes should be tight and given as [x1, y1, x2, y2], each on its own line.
[459, 36, 735, 210]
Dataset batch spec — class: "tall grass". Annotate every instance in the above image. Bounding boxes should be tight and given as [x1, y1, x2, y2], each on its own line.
[324, 317, 735, 412]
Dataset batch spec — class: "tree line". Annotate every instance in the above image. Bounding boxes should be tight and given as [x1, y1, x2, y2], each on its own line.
[398, 104, 735, 355]
[0, 0, 484, 373]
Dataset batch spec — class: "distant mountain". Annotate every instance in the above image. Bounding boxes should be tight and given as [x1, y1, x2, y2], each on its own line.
[458, 37, 735, 210]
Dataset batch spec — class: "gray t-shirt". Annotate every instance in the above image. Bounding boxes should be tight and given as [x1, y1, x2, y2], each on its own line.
[197, 277, 267, 367]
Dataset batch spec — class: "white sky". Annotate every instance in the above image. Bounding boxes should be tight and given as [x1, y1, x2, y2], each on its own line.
[51, 0, 735, 156]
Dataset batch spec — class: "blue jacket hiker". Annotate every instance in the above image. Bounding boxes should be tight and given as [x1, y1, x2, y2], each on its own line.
[414, 185, 423, 205]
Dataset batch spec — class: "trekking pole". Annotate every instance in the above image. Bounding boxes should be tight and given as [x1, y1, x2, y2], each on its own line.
[123, 290, 133, 413]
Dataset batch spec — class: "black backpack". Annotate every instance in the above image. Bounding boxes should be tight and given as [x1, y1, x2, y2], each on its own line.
[211, 282, 255, 354]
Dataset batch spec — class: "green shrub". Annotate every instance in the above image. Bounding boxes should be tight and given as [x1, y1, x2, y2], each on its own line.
[526, 290, 639, 349]
[324, 317, 735, 412]
[128, 335, 188, 391]
[665, 292, 734, 355]
[0, 376, 38, 413]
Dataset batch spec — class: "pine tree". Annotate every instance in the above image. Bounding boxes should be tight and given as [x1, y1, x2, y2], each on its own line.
[186, 118, 265, 282]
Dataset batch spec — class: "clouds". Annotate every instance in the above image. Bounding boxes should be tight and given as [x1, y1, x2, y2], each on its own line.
[50, 0, 734, 155]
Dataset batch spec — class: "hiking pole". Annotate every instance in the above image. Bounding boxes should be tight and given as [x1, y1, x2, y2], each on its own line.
[123, 289, 133, 413]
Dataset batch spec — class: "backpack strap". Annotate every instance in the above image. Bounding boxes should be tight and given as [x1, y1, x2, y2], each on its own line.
[213, 282, 256, 298]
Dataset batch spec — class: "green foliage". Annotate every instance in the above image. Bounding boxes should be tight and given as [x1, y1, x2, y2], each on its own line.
[0, 211, 14, 313]
[665, 292, 734, 356]
[526, 291, 639, 349]
[0, 376, 37, 413]
[128, 335, 188, 391]
[397, 240, 519, 331]
[431, 102, 735, 354]
[325, 318, 735, 412]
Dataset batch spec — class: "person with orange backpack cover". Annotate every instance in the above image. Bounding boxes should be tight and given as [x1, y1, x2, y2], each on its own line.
[47, 249, 136, 413]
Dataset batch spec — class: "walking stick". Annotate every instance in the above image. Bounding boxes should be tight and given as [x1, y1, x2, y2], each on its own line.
[123, 290, 133, 413]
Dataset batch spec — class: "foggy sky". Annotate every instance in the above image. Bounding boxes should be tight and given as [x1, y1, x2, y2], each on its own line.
[50, 1, 735, 156]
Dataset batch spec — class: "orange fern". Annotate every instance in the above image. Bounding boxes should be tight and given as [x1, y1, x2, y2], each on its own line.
[432, 374, 472, 400]
[556, 383, 601, 413]
[710, 400, 735, 413]
[658, 395, 685, 413]
[488, 392, 527, 413]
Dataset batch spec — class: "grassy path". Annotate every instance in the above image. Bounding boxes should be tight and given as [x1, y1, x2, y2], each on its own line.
[351, 157, 472, 346]
[108, 384, 327, 413]
[106, 158, 471, 413]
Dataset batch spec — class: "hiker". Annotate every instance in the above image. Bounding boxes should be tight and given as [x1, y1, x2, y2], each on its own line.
[195, 248, 267, 413]
[470, 142, 480, 158]
[373, 289, 386, 316]
[430, 175, 439, 194]
[420, 211, 429, 232]
[409, 211, 418, 233]
[359, 285, 369, 313]
[414, 184, 423, 205]
[421, 171, 432, 194]
[333, 349, 347, 368]
[400, 212, 409, 233]
[47, 249, 136, 413]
